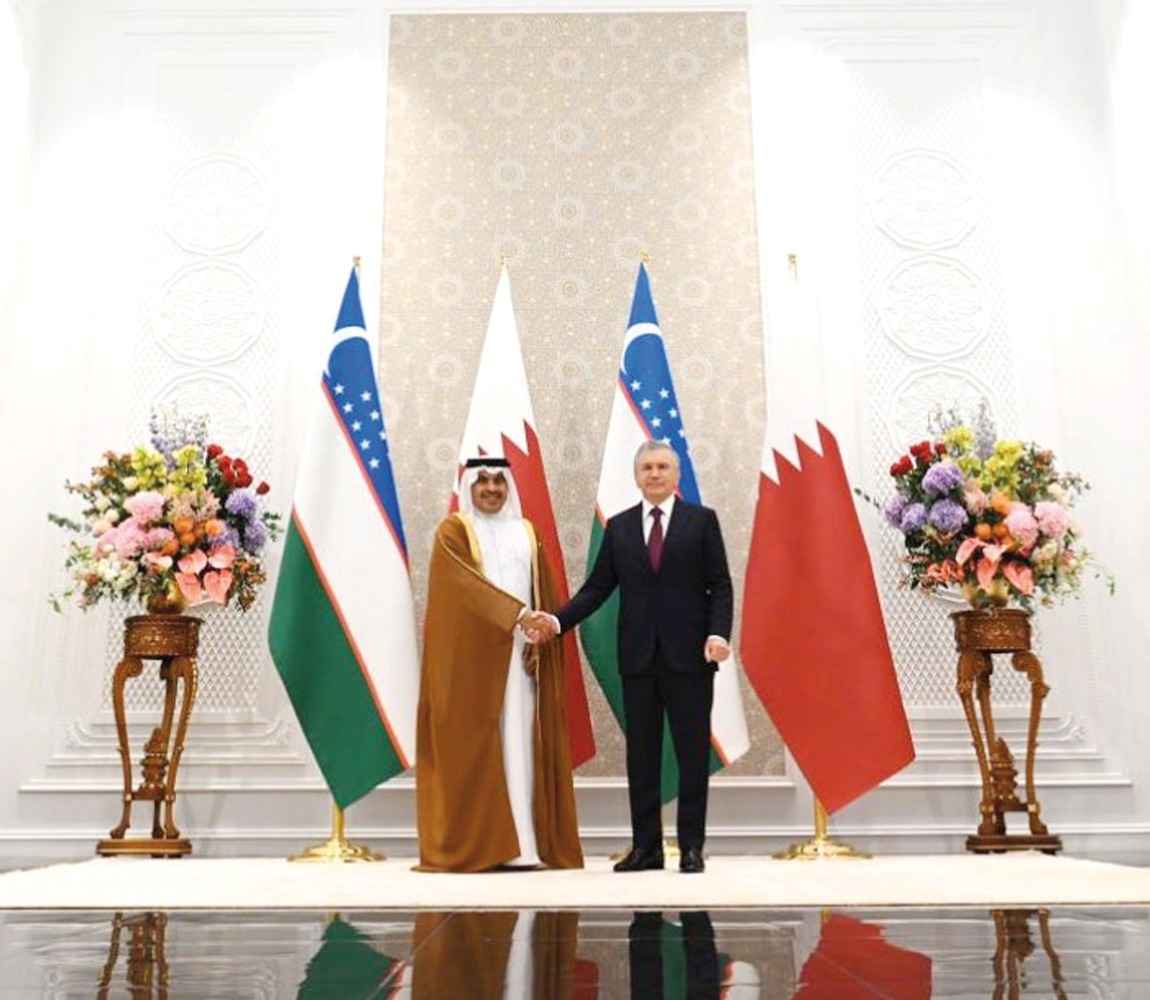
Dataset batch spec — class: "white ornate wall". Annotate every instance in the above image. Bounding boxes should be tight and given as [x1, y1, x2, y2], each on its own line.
[1, 0, 1148, 860]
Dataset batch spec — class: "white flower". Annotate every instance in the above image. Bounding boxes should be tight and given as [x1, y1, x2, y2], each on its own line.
[122, 477, 139, 491]
[94, 495, 111, 512]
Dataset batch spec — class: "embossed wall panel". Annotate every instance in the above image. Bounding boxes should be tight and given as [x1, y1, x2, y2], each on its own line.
[846, 57, 1029, 709]
[35, 14, 368, 788]
[381, 12, 775, 779]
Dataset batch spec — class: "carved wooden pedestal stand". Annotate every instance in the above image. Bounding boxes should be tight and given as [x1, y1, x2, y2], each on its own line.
[97, 912, 169, 1000]
[97, 614, 200, 858]
[991, 909, 1067, 1000]
[952, 609, 1061, 854]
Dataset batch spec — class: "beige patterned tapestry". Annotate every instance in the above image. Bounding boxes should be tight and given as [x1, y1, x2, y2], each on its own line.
[381, 12, 778, 778]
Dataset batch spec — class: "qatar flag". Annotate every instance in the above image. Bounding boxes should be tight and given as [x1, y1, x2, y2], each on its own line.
[792, 913, 931, 1000]
[451, 264, 596, 767]
[740, 418, 914, 814]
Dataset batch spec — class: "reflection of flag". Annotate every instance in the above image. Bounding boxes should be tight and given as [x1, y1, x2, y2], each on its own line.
[297, 917, 407, 1000]
[451, 264, 595, 767]
[269, 269, 420, 810]
[792, 913, 931, 1000]
[581, 262, 750, 803]
[740, 419, 914, 813]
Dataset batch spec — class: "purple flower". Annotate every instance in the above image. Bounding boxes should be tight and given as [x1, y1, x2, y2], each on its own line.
[884, 493, 909, 528]
[225, 488, 257, 521]
[218, 526, 242, 551]
[973, 401, 997, 459]
[243, 519, 268, 553]
[921, 460, 964, 497]
[899, 503, 928, 534]
[928, 498, 967, 535]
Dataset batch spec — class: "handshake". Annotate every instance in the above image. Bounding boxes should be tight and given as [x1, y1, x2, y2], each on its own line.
[519, 610, 559, 644]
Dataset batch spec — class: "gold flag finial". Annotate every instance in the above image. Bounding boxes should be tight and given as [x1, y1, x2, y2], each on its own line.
[640, 249, 651, 264]
[352, 255, 361, 271]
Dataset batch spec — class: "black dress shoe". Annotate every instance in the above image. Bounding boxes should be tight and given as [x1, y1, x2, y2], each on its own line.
[613, 846, 665, 872]
[679, 847, 705, 873]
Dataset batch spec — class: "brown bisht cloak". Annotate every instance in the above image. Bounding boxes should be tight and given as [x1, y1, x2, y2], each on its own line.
[411, 911, 583, 1000]
[415, 513, 583, 872]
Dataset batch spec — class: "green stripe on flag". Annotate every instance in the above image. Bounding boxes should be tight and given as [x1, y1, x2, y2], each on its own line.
[297, 917, 398, 1000]
[578, 518, 625, 723]
[269, 523, 404, 810]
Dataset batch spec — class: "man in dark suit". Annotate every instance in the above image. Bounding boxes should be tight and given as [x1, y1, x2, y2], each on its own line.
[628, 911, 720, 998]
[529, 440, 732, 874]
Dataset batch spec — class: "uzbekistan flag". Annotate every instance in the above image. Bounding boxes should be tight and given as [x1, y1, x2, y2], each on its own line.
[580, 262, 750, 802]
[268, 268, 419, 811]
[297, 917, 410, 999]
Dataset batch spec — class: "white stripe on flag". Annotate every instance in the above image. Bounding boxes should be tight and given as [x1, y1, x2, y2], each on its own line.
[293, 395, 419, 763]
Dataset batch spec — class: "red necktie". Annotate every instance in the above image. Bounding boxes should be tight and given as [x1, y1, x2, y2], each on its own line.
[648, 506, 664, 572]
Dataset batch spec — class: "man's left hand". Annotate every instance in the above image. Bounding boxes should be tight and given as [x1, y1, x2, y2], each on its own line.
[704, 637, 730, 663]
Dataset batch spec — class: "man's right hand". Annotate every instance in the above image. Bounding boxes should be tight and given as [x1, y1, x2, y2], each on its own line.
[520, 610, 559, 642]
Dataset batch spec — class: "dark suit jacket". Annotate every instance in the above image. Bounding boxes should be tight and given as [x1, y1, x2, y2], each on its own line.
[556, 499, 732, 674]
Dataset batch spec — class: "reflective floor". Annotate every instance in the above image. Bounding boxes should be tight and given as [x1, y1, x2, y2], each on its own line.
[2, 905, 1148, 998]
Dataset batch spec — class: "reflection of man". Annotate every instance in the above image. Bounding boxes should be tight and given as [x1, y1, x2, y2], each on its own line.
[629, 911, 720, 1000]
[412, 910, 584, 999]
[529, 441, 732, 874]
[415, 457, 583, 872]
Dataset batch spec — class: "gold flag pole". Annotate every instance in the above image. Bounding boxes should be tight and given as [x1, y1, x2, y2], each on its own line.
[290, 801, 384, 863]
[774, 799, 869, 860]
[288, 254, 378, 864]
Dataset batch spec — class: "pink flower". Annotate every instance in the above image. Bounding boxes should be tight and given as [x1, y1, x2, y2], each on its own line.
[1004, 503, 1039, 553]
[177, 550, 208, 575]
[124, 490, 166, 525]
[956, 536, 986, 566]
[203, 569, 234, 604]
[976, 550, 1003, 590]
[175, 572, 205, 604]
[100, 520, 147, 560]
[1003, 561, 1035, 595]
[926, 560, 960, 583]
[143, 552, 173, 571]
[142, 527, 175, 551]
[962, 480, 989, 515]
[1034, 500, 1071, 539]
[208, 544, 236, 570]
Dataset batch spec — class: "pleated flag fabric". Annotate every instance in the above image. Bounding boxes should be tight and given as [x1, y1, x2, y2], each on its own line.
[579, 262, 750, 802]
[268, 269, 420, 810]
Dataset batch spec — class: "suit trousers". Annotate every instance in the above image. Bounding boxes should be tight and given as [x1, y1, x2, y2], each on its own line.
[621, 651, 715, 853]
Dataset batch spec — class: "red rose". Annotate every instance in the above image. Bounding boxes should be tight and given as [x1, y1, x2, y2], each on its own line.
[890, 455, 913, 477]
[236, 472, 253, 488]
[256, 481, 270, 495]
[909, 440, 934, 462]
[207, 444, 224, 459]
[934, 442, 947, 455]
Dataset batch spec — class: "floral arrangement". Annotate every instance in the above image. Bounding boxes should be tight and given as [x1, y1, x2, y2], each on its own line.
[50, 408, 280, 613]
[879, 402, 1105, 611]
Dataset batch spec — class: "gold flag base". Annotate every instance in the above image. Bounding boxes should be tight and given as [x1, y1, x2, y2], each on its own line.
[774, 801, 870, 860]
[289, 803, 384, 863]
[773, 834, 869, 860]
